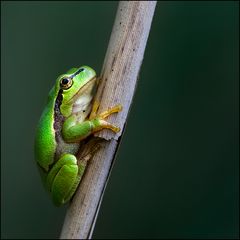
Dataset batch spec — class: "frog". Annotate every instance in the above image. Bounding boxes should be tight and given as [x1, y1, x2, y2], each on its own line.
[34, 66, 122, 206]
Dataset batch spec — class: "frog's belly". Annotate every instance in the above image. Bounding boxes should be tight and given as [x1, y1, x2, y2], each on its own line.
[55, 134, 80, 160]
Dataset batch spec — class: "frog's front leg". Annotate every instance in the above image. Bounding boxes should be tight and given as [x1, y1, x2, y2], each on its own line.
[46, 153, 86, 206]
[62, 103, 122, 143]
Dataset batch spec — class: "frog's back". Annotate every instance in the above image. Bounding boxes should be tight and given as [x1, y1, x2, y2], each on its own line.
[35, 94, 57, 172]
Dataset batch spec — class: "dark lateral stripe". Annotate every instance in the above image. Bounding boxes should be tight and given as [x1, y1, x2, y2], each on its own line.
[49, 89, 65, 171]
[70, 68, 84, 78]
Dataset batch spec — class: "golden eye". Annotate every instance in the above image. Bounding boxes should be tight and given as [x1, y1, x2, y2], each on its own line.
[60, 77, 72, 90]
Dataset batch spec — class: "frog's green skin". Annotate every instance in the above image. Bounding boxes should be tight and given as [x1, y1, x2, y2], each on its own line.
[35, 66, 121, 206]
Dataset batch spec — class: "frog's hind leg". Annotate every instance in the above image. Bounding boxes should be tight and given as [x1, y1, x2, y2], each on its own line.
[46, 154, 86, 206]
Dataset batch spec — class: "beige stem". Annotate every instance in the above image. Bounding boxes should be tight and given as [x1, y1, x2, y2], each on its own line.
[60, 1, 157, 239]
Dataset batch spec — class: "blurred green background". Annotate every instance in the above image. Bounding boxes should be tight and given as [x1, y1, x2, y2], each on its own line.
[1, 1, 239, 239]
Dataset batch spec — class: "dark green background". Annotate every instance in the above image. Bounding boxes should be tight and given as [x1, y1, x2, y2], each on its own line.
[1, 1, 239, 239]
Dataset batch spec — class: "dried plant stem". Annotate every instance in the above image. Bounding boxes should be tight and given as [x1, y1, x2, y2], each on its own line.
[60, 1, 157, 239]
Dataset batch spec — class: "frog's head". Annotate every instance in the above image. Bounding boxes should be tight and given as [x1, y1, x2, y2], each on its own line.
[55, 66, 97, 117]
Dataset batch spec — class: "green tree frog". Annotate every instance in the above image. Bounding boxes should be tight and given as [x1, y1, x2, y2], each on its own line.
[34, 66, 122, 206]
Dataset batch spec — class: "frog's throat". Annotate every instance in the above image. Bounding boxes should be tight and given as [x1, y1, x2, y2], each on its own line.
[67, 76, 97, 104]
[70, 77, 97, 115]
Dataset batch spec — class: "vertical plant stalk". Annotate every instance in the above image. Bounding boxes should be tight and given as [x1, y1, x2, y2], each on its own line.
[60, 1, 157, 239]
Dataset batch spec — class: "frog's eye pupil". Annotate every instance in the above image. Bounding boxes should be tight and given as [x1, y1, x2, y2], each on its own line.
[62, 78, 69, 84]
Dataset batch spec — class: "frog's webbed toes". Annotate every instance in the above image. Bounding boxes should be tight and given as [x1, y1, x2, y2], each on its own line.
[98, 104, 122, 120]
[98, 119, 121, 133]
[89, 102, 122, 134]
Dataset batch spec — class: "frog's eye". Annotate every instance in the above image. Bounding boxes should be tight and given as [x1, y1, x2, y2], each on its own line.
[60, 77, 73, 90]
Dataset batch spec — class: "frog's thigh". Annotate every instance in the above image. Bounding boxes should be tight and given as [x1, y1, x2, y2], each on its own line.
[46, 153, 77, 191]
[51, 164, 79, 206]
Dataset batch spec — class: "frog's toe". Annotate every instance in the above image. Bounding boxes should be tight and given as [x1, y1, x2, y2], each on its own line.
[97, 119, 121, 133]
[98, 104, 122, 119]
[89, 100, 100, 120]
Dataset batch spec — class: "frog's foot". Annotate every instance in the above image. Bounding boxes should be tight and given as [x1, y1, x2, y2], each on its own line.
[96, 119, 120, 133]
[77, 138, 103, 164]
[98, 104, 122, 119]
[90, 101, 122, 133]
[46, 154, 83, 206]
